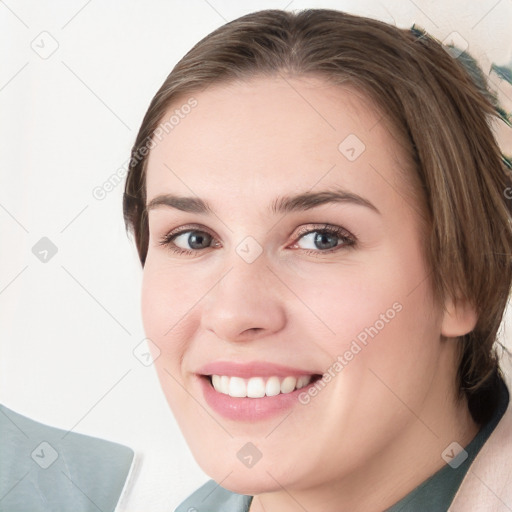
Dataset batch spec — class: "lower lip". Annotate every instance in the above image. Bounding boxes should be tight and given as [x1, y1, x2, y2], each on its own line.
[198, 375, 318, 422]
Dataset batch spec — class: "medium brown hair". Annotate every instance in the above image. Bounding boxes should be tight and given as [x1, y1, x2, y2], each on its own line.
[123, 8, 512, 425]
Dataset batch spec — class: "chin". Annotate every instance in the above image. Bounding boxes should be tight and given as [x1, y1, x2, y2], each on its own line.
[208, 471, 285, 496]
[196, 450, 309, 496]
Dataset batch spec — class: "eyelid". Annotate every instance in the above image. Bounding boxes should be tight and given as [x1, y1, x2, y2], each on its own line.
[294, 223, 354, 239]
[162, 223, 215, 240]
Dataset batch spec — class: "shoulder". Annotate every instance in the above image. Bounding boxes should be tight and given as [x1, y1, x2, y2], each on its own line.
[450, 364, 512, 511]
[174, 479, 253, 512]
[0, 404, 135, 512]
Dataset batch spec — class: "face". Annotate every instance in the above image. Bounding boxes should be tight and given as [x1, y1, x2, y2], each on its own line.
[141, 75, 451, 495]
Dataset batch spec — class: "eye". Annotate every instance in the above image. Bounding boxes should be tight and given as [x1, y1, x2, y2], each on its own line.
[291, 224, 356, 255]
[158, 225, 218, 256]
[158, 223, 356, 256]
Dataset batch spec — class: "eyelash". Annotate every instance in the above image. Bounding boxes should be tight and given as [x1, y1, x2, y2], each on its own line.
[157, 223, 356, 257]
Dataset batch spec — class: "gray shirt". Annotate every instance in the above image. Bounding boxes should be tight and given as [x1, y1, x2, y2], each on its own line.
[0, 405, 134, 512]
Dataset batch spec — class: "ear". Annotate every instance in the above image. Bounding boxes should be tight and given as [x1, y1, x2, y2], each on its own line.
[441, 295, 478, 338]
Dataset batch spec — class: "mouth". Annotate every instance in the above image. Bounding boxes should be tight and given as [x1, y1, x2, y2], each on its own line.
[195, 361, 324, 421]
[203, 374, 323, 398]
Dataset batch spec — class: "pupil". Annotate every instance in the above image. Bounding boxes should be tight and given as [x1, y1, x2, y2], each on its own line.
[189, 232, 209, 249]
[315, 232, 337, 250]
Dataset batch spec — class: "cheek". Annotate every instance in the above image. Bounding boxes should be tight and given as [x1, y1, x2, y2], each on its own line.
[298, 231, 441, 405]
[141, 262, 171, 346]
[295, 242, 434, 351]
[323, 235, 441, 413]
[140, 257, 197, 398]
[141, 252, 200, 341]
[285, 238, 442, 454]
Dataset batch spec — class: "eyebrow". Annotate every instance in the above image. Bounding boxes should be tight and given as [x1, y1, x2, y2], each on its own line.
[146, 187, 380, 216]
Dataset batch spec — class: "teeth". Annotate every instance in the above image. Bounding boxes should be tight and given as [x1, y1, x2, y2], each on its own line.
[265, 376, 281, 397]
[229, 377, 247, 397]
[247, 377, 266, 398]
[281, 376, 297, 394]
[220, 375, 229, 394]
[296, 375, 311, 389]
[210, 375, 314, 398]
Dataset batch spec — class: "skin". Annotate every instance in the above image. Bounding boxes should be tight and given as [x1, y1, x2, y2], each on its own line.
[141, 75, 479, 512]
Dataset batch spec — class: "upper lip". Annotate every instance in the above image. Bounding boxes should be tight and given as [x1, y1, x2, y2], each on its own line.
[196, 361, 321, 378]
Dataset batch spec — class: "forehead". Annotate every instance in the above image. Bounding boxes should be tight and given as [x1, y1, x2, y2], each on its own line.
[145, 75, 413, 213]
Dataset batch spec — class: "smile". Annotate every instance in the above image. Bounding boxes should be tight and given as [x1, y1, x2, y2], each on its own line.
[196, 361, 323, 421]
[210, 374, 316, 398]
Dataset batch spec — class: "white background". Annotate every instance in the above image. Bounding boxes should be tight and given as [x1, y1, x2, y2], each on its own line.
[1, 1, 512, 511]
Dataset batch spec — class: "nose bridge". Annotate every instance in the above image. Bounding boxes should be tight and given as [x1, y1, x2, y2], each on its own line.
[215, 231, 272, 297]
[200, 240, 287, 341]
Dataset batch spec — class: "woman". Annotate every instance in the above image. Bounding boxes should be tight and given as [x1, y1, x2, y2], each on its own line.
[123, 9, 512, 511]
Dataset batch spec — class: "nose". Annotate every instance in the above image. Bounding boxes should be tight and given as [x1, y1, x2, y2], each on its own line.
[200, 250, 287, 343]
